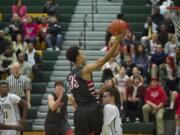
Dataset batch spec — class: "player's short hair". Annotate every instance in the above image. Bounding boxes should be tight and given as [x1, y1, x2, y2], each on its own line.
[0, 80, 9, 86]
[66, 46, 79, 63]
[54, 80, 64, 87]
[106, 87, 120, 104]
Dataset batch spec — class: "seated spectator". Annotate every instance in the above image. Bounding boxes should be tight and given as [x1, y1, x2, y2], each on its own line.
[163, 13, 175, 34]
[113, 66, 129, 110]
[43, 0, 59, 16]
[23, 15, 38, 43]
[124, 75, 146, 122]
[18, 52, 32, 79]
[147, 32, 159, 55]
[25, 42, 42, 81]
[150, 44, 167, 78]
[9, 13, 23, 41]
[169, 91, 180, 135]
[122, 55, 136, 76]
[142, 77, 167, 135]
[141, 16, 158, 46]
[133, 44, 149, 78]
[152, 7, 164, 27]
[37, 16, 49, 43]
[164, 35, 177, 60]
[130, 67, 144, 84]
[45, 16, 62, 51]
[11, 0, 27, 19]
[0, 30, 9, 55]
[159, 0, 174, 15]
[12, 34, 27, 55]
[0, 45, 16, 79]
[105, 13, 129, 46]
[158, 24, 169, 47]
[101, 57, 119, 83]
[159, 56, 176, 95]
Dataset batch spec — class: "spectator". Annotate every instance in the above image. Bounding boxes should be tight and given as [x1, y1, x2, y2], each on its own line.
[163, 13, 175, 34]
[25, 42, 42, 81]
[45, 16, 62, 51]
[158, 24, 169, 47]
[142, 77, 167, 135]
[101, 87, 122, 135]
[0, 30, 9, 55]
[37, 16, 49, 43]
[159, 0, 174, 15]
[9, 13, 23, 41]
[113, 66, 129, 110]
[141, 16, 158, 46]
[0, 45, 16, 79]
[130, 67, 144, 84]
[159, 56, 176, 95]
[43, 0, 59, 16]
[164, 35, 177, 60]
[23, 15, 38, 43]
[150, 44, 167, 78]
[105, 13, 129, 46]
[169, 91, 180, 135]
[18, 52, 32, 79]
[152, 7, 164, 26]
[101, 57, 119, 83]
[0, 80, 28, 134]
[12, 34, 27, 55]
[133, 44, 149, 78]
[122, 55, 136, 76]
[11, 0, 27, 19]
[146, 32, 159, 55]
[7, 63, 31, 109]
[124, 75, 146, 122]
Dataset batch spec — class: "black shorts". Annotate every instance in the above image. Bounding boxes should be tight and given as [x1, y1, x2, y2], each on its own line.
[45, 118, 73, 135]
[74, 102, 103, 135]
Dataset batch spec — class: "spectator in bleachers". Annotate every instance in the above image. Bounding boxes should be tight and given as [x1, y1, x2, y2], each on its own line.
[37, 16, 49, 43]
[159, 56, 176, 95]
[150, 0, 161, 14]
[12, 0, 27, 19]
[169, 91, 180, 135]
[130, 67, 144, 84]
[0, 30, 9, 55]
[23, 15, 38, 43]
[105, 13, 129, 46]
[142, 77, 167, 135]
[12, 34, 27, 55]
[150, 44, 167, 78]
[0, 45, 16, 79]
[9, 13, 23, 41]
[159, 0, 174, 15]
[43, 0, 59, 17]
[45, 16, 62, 51]
[25, 42, 42, 81]
[164, 35, 177, 60]
[124, 75, 146, 122]
[18, 52, 32, 79]
[158, 24, 169, 47]
[113, 66, 129, 110]
[163, 13, 175, 34]
[141, 16, 158, 46]
[152, 7, 164, 26]
[146, 32, 159, 55]
[133, 44, 149, 78]
[122, 55, 136, 77]
[101, 57, 119, 83]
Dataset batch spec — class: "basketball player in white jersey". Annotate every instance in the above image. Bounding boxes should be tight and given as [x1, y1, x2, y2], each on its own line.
[0, 80, 28, 135]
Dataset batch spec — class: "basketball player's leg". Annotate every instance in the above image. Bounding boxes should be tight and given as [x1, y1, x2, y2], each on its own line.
[58, 119, 74, 135]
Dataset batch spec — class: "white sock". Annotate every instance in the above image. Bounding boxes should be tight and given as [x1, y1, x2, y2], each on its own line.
[175, 126, 180, 135]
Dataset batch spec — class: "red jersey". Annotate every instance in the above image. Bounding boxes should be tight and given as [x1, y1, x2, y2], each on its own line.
[144, 84, 167, 106]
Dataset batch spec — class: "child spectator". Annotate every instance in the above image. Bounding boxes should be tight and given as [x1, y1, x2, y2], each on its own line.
[130, 67, 144, 84]
[12, 0, 27, 19]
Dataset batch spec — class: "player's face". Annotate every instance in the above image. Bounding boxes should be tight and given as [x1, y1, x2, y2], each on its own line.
[0, 84, 9, 97]
[102, 92, 112, 104]
[78, 50, 86, 65]
[55, 84, 64, 97]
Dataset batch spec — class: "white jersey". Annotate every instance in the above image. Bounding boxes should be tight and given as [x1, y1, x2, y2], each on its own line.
[102, 104, 122, 135]
[0, 94, 21, 135]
